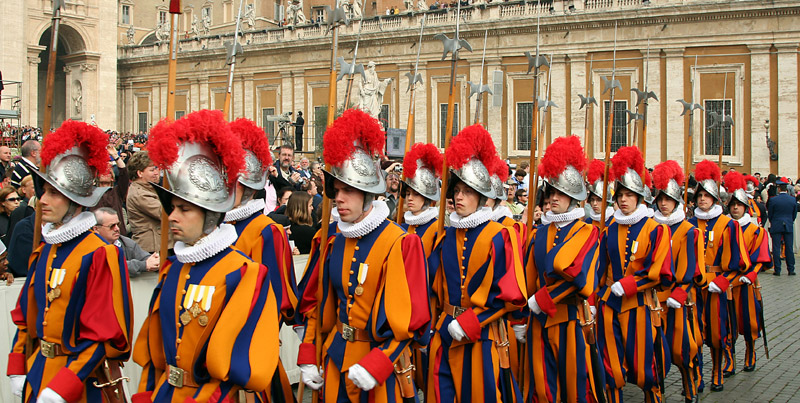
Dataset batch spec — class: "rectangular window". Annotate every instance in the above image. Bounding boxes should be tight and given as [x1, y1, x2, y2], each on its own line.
[704, 99, 732, 156]
[314, 7, 325, 22]
[175, 110, 185, 120]
[224, 1, 233, 22]
[603, 100, 628, 152]
[262, 108, 276, 144]
[202, 7, 212, 24]
[440, 103, 459, 147]
[159, 11, 167, 25]
[121, 5, 131, 25]
[516, 102, 533, 151]
[314, 106, 327, 150]
[379, 105, 389, 129]
[275, 1, 284, 21]
[138, 112, 148, 134]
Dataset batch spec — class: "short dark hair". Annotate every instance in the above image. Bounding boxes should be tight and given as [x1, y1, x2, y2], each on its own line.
[20, 140, 40, 158]
[515, 169, 526, 178]
[278, 144, 294, 154]
[128, 151, 154, 179]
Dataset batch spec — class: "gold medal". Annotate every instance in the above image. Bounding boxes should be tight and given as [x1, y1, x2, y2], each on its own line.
[355, 285, 364, 296]
[48, 288, 61, 302]
[198, 314, 209, 327]
[180, 311, 192, 326]
[189, 303, 203, 318]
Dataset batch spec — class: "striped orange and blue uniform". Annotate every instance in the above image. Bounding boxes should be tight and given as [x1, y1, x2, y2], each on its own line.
[495, 215, 527, 382]
[596, 216, 673, 403]
[723, 219, 771, 371]
[296, 221, 339, 326]
[297, 219, 431, 403]
[688, 213, 750, 388]
[8, 231, 132, 403]
[229, 210, 299, 400]
[655, 220, 705, 401]
[426, 220, 527, 403]
[132, 247, 280, 402]
[522, 219, 603, 403]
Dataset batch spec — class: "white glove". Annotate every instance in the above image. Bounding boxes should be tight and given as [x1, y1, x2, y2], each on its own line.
[9, 375, 24, 397]
[527, 295, 542, 314]
[294, 326, 305, 341]
[347, 364, 378, 391]
[512, 324, 527, 343]
[300, 364, 323, 390]
[708, 281, 723, 294]
[590, 305, 597, 321]
[610, 281, 625, 297]
[36, 388, 66, 403]
[740, 276, 752, 285]
[447, 319, 467, 341]
[666, 297, 682, 309]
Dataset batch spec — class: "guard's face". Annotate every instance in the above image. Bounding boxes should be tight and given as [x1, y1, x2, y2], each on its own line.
[405, 187, 426, 215]
[549, 189, 571, 215]
[656, 193, 678, 216]
[588, 193, 602, 214]
[169, 198, 206, 244]
[453, 182, 480, 217]
[333, 180, 366, 224]
[729, 200, 747, 220]
[696, 189, 715, 212]
[40, 183, 71, 224]
[616, 188, 639, 216]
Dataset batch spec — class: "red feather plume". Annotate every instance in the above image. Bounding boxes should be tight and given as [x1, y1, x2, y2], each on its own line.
[652, 160, 685, 190]
[744, 175, 759, 187]
[724, 171, 747, 193]
[403, 143, 443, 180]
[148, 109, 245, 187]
[586, 159, 606, 184]
[539, 135, 587, 179]
[643, 169, 652, 187]
[42, 120, 110, 176]
[445, 124, 497, 170]
[610, 146, 644, 182]
[229, 118, 273, 168]
[323, 109, 385, 167]
[492, 156, 509, 182]
[694, 160, 720, 183]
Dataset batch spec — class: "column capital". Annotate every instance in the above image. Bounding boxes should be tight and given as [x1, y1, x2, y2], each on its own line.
[662, 48, 685, 57]
[747, 44, 772, 52]
[566, 53, 586, 63]
[774, 43, 798, 53]
[28, 56, 41, 65]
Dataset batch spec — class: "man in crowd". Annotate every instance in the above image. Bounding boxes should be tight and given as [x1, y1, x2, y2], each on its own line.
[10, 140, 40, 188]
[0, 145, 14, 179]
[270, 144, 303, 190]
[93, 207, 159, 277]
[384, 171, 400, 220]
[294, 111, 305, 151]
[298, 157, 312, 180]
[768, 176, 797, 275]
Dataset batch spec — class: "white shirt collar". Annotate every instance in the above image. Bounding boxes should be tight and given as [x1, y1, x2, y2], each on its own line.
[449, 206, 494, 229]
[404, 206, 438, 226]
[224, 198, 266, 222]
[613, 204, 649, 226]
[42, 212, 97, 244]
[544, 206, 586, 228]
[694, 204, 723, 221]
[337, 200, 389, 238]
[589, 206, 615, 223]
[173, 224, 239, 263]
[653, 206, 686, 226]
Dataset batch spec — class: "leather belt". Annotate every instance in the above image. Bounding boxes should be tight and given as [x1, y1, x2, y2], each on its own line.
[167, 365, 198, 388]
[443, 302, 468, 318]
[337, 322, 371, 342]
[39, 340, 69, 359]
[706, 265, 722, 273]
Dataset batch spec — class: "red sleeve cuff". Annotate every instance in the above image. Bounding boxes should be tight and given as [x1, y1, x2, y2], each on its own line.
[455, 309, 482, 341]
[183, 398, 199, 403]
[712, 275, 730, 293]
[620, 275, 638, 298]
[744, 271, 758, 283]
[297, 342, 317, 366]
[131, 392, 153, 403]
[534, 287, 557, 317]
[356, 348, 395, 384]
[47, 367, 83, 403]
[669, 287, 688, 306]
[7, 352, 25, 375]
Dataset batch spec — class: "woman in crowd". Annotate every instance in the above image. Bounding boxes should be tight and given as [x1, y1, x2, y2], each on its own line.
[0, 187, 21, 245]
[286, 191, 319, 254]
[126, 150, 169, 253]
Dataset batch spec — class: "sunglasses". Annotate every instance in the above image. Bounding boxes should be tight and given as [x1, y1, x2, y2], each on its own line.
[5, 197, 21, 202]
[97, 222, 120, 229]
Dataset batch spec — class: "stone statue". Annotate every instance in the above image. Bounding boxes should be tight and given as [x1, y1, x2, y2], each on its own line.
[191, 15, 200, 38]
[404, 0, 414, 12]
[202, 13, 211, 35]
[72, 83, 83, 117]
[244, 4, 256, 28]
[126, 25, 135, 44]
[349, 0, 363, 19]
[356, 61, 393, 119]
[155, 21, 168, 41]
[417, 0, 429, 11]
[286, 0, 306, 26]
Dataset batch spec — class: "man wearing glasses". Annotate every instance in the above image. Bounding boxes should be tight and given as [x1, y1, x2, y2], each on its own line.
[93, 207, 159, 276]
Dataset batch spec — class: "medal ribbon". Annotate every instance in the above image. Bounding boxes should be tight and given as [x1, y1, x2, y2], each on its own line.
[183, 285, 215, 311]
[49, 268, 66, 289]
[357, 263, 368, 286]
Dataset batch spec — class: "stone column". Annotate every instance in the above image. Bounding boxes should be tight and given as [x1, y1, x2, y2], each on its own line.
[775, 43, 798, 177]
[199, 80, 209, 110]
[568, 53, 587, 147]
[642, 52, 661, 167]
[486, 59, 502, 153]
[549, 55, 567, 143]
[233, 77, 244, 119]
[397, 63, 413, 131]
[152, 83, 162, 122]
[663, 48, 685, 162]
[26, 54, 42, 126]
[748, 44, 772, 175]
[243, 73, 255, 120]
[190, 78, 201, 112]
[414, 61, 428, 144]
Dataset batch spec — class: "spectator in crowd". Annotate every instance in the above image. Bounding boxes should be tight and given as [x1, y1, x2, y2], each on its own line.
[10, 140, 40, 188]
[0, 145, 14, 180]
[93, 144, 131, 236]
[268, 187, 293, 226]
[0, 187, 21, 245]
[513, 169, 526, 188]
[508, 188, 527, 215]
[286, 191, 319, 254]
[298, 157, 312, 179]
[768, 177, 798, 275]
[384, 171, 400, 219]
[264, 164, 279, 213]
[270, 144, 302, 190]
[6, 175, 35, 244]
[1, 168, 13, 188]
[7, 209, 34, 277]
[0, 240, 12, 285]
[311, 161, 323, 178]
[93, 207, 159, 277]
[294, 111, 305, 151]
[127, 150, 169, 253]
[277, 187, 292, 207]
[17, 174, 35, 203]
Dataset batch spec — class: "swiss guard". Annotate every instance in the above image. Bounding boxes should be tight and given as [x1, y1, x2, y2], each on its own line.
[651, 160, 705, 403]
[585, 158, 614, 228]
[426, 124, 526, 402]
[596, 146, 673, 403]
[7, 121, 133, 403]
[721, 171, 771, 375]
[225, 118, 299, 400]
[688, 160, 750, 392]
[400, 142, 443, 256]
[296, 109, 431, 402]
[132, 110, 280, 402]
[521, 135, 604, 403]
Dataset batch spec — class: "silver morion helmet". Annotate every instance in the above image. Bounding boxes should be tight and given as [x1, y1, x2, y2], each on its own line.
[545, 164, 587, 201]
[33, 146, 110, 207]
[451, 157, 496, 200]
[403, 159, 440, 201]
[323, 147, 386, 197]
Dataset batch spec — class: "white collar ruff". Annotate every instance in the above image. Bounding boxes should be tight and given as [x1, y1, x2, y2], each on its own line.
[338, 200, 389, 239]
[330, 207, 341, 223]
[224, 198, 266, 222]
[490, 205, 514, 222]
[694, 204, 723, 221]
[545, 207, 586, 228]
[589, 206, 615, 223]
[734, 213, 752, 228]
[404, 206, 438, 226]
[613, 204, 649, 226]
[449, 206, 493, 229]
[653, 206, 686, 226]
[42, 212, 97, 244]
[646, 207, 655, 218]
[173, 224, 239, 264]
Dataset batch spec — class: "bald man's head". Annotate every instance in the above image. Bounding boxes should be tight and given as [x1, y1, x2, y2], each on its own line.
[0, 146, 11, 163]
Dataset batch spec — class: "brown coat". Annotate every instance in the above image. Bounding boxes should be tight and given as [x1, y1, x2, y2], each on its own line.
[126, 180, 171, 253]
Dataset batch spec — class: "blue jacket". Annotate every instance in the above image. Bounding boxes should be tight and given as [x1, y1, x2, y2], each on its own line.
[767, 192, 798, 233]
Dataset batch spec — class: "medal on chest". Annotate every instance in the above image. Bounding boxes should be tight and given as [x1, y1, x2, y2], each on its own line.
[354, 263, 368, 296]
[47, 268, 67, 302]
[181, 284, 215, 327]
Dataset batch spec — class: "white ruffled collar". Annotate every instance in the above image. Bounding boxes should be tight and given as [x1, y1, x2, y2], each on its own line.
[449, 206, 493, 229]
[613, 204, 649, 226]
[734, 213, 752, 228]
[645, 207, 655, 218]
[42, 212, 97, 244]
[490, 205, 514, 222]
[544, 207, 586, 228]
[540, 211, 551, 225]
[337, 201, 389, 238]
[589, 206, 615, 223]
[694, 204, 723, 221]
[653, 206, 686, 226]
[173, 224, 239, 263]
[224, 198, 266, 222]
[404, 206, 438, 226]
